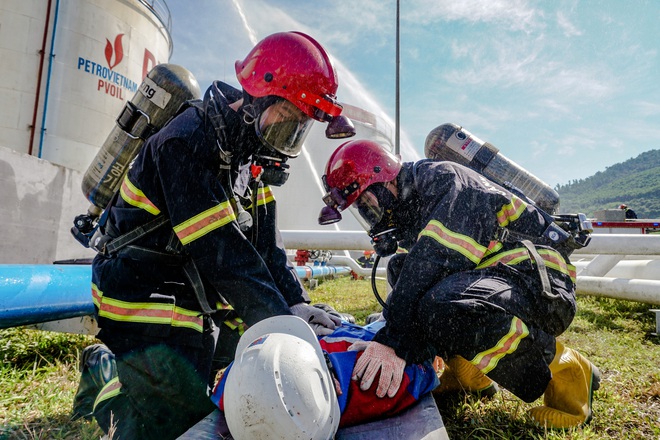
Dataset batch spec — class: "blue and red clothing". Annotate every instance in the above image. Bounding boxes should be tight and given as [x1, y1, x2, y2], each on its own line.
[211, 322, 439, 428]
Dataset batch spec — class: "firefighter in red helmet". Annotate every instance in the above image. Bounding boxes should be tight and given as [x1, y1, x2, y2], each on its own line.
[73, 32, 354, 439]
[319, 139, 600, 429]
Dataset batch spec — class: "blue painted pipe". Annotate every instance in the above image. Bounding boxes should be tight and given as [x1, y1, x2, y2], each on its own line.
[0, 264, 94, 329]
[0, 263, 352, 329]
[294, 264, 352, 280]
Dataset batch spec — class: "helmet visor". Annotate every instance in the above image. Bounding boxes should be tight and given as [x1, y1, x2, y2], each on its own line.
[355, 188, 385, 229]
[256, 99, 313, 157]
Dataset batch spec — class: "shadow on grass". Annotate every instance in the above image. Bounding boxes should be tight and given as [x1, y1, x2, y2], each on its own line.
[0, 414, 102, 440]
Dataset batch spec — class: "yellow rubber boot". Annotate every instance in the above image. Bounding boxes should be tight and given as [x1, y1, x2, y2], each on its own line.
[433, 356, 498, 398]
[529, 341, 600, 428]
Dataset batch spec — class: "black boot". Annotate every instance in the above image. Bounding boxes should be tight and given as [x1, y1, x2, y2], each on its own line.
[71, 344, 117, 420]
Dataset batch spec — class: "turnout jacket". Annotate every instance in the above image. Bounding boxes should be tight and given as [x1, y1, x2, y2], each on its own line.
[373, 160, 577, 362]
[91, 82, 307, 351]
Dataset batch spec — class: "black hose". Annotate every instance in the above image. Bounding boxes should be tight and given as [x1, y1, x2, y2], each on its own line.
[370, 255, 388, 310]
[250, 180, 259, 244]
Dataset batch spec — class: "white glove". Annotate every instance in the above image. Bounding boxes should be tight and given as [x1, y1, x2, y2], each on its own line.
[349, 340, 406, 398]
[289, 303, 341, 336]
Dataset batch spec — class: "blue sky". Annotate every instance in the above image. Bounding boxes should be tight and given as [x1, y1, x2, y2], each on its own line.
[167, 0, 660, 188]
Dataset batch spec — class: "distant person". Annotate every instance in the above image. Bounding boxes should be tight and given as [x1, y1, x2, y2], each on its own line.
[72, 31, 352, 439]
[357, 250, 375, 268]
[318, 139, 600, 429]
[619, 204, 638, 219]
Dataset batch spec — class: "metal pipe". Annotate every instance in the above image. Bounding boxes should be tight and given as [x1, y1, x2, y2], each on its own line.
[281, 230, 373, 251]
[28, 0, 53, 156]
[282, 231, 660, 255]
[0, 264, 93, 329]
[573, 234, 660, 256]
[37, 0, 61, 158]
[574, 259, 660, 280]
[394, 0, 400, 156]
[0, 262, 353, 329]
[328, 255, 387, 278]
[294, 264, 352, 280]
[577, 276, 660, 305]
[574, 254, 623, 277]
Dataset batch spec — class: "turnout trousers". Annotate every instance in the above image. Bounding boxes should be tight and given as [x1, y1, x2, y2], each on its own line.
[92, 316, 223, 440]
[389, 255, 576, 402]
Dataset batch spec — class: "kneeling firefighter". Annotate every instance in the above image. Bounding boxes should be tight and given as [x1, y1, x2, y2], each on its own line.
[73, 31, 354, 439]
[318, 138, 599, 429]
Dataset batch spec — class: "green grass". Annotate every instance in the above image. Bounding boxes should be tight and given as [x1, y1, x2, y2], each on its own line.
[1, 276, 659, 439]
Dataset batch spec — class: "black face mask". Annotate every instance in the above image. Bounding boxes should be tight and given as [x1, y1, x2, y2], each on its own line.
[356, 184, 400, 257]
[251, 150, 290, 186]
[370, 227, 399, 257]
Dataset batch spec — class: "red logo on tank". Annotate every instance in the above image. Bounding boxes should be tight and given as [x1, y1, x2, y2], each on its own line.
[104, 34, 124, 70]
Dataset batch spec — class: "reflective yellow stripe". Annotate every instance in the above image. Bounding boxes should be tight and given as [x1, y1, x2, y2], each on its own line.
[538, 248, 577, 281]
[496, 195, 526, 227]
[92, 283, 102, 309]
[471, 317, 529, 374]
[94, 285, 204, 333]
[120, 175, 160, 215]
[173, 201, 235, 245]
[256, 185, 274, 206]
[93, 376, 121, 411]
[224, 317, 247, 336]
[419, 220, 486, 264]
[476, 247, 576, 282]
[216, 302, 234, 311]
[483, 240, 503, 258]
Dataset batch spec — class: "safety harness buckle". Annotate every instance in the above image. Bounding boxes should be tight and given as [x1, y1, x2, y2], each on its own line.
[494, 227, 510, 243]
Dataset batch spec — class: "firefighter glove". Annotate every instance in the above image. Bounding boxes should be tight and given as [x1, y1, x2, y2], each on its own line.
[349, 340, 405, 398]
[290, 303, 341, 336]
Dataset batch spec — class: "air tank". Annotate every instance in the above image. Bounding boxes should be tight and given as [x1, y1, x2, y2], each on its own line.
[425, 123, 560, 213]
[81, 63, 200, 213]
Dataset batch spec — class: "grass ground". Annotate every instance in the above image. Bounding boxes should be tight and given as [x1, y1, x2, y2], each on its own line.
[1, 276, 659, 439]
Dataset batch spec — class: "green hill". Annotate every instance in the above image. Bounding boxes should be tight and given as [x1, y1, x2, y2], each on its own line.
[555, 149, 660, 219]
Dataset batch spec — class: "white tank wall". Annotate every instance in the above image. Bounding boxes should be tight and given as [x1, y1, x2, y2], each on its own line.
[0, 0, 172, 263]
[0, 145, 95, 263]
[0, 1, 46, 154]
[0, 0, 171, 171]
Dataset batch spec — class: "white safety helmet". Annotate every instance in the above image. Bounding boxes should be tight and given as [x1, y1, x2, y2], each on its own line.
[224, 315, 341, 440]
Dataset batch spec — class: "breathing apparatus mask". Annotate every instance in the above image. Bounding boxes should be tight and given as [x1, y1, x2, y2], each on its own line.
[353, 183, 400, 257]
[239, 95, 311, 186]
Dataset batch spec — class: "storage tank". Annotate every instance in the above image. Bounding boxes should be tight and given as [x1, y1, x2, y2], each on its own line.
[0, 0, 172, 171]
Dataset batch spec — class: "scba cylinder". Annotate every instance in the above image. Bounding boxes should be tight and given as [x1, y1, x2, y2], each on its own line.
[81, 64, 201, 213]
[424, 123, 560, 213]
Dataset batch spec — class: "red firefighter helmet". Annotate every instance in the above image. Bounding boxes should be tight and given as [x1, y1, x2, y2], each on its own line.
[235, 31, 342, 122]
[319, 140, 401, 225]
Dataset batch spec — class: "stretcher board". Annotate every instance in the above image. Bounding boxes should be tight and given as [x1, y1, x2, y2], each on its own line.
[177, 392, 449, 439]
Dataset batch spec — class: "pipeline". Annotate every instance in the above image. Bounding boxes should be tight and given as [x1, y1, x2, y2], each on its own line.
[294, 264, 352, 281]
[0, 263, 352, 329]
[0, 264, 94, 329]
[4, 233, 660, 329]
[37, 0, 61, 158]
[576, 276, 660, 305]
